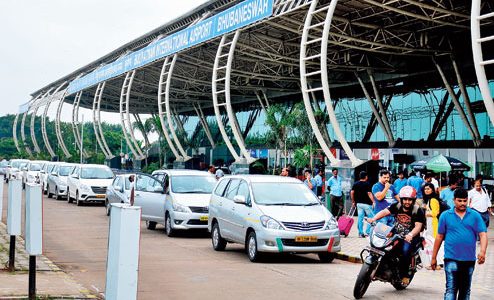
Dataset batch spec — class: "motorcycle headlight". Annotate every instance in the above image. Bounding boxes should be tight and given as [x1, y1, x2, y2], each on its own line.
[260, 215, 284, 230]
[324, 217, 338, 230]
[371, 235, 387, 248]
[172, 202, 190, 213]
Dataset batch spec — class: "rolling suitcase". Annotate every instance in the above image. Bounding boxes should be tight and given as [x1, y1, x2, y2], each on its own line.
[338, 206, 355, 237]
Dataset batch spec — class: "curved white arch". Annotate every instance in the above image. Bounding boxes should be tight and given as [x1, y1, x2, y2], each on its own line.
[12, 113, 21, 153]
[55, 91, 72, 158]
[93, 82, 114, 159]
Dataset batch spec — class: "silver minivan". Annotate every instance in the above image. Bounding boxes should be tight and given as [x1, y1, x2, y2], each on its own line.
[208, 175, 341, 262]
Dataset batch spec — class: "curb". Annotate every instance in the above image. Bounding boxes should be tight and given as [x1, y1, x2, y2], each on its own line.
[335, 252, 362, 264]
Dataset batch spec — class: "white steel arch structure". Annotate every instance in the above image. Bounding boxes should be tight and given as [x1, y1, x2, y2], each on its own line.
[300, 0, 361, 166]
[30, 90, 53, 154]
[193, 103, 215, 148]
[158, 57, 183, 161]
[119, 70, 146, 160]
[212, 31, 254, 163]
[12, 113, 21, 153]
[72, 91, 88, 158]
[93, 82, 115, 159]
[41, 84, 66, 158]
[472, 0, 494, 126]
[55, 90, 72, 158]
[162, 55, 191, 161]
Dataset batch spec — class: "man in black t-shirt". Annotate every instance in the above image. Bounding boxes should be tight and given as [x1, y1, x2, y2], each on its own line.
[351, 171, 374, 238]
[368, 186, 426, 284]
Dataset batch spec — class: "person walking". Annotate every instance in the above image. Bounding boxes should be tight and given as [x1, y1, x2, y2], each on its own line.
[440, 174, 459, 208]
[468, 179, 491, 229]
[431, 188, 488, 300]
[393, 170, 407, 194]
[314, 169, 324, 197]
[327, 168, 343, 218]
[372, 170, 400, 226]
[407, 171, 424, 206]
[423, 182, 441, 238]
[351, 171, 374, 238]
[304, 170, 317, 195]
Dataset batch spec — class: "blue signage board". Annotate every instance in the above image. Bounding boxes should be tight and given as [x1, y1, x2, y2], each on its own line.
[67, 0, 274, 95]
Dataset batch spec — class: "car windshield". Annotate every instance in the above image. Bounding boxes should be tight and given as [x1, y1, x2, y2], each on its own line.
[59, 166, 74, 176]
[171, 175, 216, 194]
[81, 167, 113, 179]
[252, 182, 320, 206]
[19, 162, 28, 169]
[0, 161, 8, 167]
[29, 164, 42, 171]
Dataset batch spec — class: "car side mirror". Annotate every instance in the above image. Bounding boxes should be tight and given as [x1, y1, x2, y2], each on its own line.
[154, 186, 164, 193]
[21, 167, 27, 171]
[73, 174, 79, 179]
[40, 170, 45, 174]
[233, 195, 247, 205]
[51, 172, 58, 176]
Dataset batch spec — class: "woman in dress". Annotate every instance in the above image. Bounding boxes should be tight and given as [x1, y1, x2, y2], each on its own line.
[423, 182, 440, 238]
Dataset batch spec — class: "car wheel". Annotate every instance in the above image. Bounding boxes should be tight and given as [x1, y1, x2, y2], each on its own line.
[165, 213, 175, 237]
[105, 199, 111, 216]
[47, 185, 53, 198]
[55, 187, 61, 200]
[76, 191, 83, 206]
[318, 252, 335, 263]
[146, 221, 157, 230]
[67, 189, 73, 203]
[211, 222, 227, 251]
[247, 231, 262, 262]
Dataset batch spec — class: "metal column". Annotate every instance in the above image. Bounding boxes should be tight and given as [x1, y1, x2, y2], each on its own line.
[471, 0, 494, 126]
[55, 92, 72, 158]
[41, 84, 66, 158]
[71, 91, 88, 158]
[13, 114, 21, 153]
[93, 82, 115, 159]
[193, 103, 215, 148]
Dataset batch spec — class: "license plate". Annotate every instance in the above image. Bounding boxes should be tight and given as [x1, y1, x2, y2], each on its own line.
[96, 194, 105, 198]
[200, 216, 208, 221]
[295, 236, 317, 242]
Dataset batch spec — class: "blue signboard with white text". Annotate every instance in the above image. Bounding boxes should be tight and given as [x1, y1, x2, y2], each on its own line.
[67, 0, 274, 95]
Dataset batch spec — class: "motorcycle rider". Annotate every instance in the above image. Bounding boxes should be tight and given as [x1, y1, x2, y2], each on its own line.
[367, 186, 426, 285]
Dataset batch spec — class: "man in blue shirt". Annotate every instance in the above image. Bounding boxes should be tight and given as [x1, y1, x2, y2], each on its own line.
[406, 171, 424, 204]
[372, 170, 399, 226]
[440, 175, 459, 208]
[314, 169, 324, 197]
[327, 168, 343, 218]
[431, 188, 488, 300]
[304, 170, 317, 195]
[393, 170, 407, 193]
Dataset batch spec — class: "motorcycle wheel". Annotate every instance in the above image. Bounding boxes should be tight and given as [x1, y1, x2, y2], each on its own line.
[353, 263, 373, 299]
[392, 272, 414, 290]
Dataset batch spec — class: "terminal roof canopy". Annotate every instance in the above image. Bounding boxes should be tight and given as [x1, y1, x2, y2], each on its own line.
[31, 0, 494, 116]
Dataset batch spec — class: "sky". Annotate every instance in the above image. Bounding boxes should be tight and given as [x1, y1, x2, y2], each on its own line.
[0, 0, 208, 117]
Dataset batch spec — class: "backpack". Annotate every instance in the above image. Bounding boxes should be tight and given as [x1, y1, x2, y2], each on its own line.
[429, 198, 450, 218]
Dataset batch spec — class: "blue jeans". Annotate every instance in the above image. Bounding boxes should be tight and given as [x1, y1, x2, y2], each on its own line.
[357, 203, 374, 235]
[376, 215, 394, 227]
[400, 236, 420, 277]
[444, 259, 475, 300]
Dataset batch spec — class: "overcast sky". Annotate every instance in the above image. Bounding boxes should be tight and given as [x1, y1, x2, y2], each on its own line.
[0, 0, 208, 117]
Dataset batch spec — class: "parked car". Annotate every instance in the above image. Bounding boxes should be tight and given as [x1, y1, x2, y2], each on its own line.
[40, 161, 59, 194]
[151, 169, 217, 236]
[47, 163, 76, 200]
[6, 159, 29, 182]
[0, 159, 9, 176]
[22, 160, 47, 188]
[208, 175, 340, 262]
[105, 173, 165, 226]
[67, 164, 114, 206]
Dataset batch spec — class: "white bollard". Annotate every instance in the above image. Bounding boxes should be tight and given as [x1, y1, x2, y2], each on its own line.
[7, 179, 22, 235]
[25, 183, 42, 255]
[105, 204, 141, 300]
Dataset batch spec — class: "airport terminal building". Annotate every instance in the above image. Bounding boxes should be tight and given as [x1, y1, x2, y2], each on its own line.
[12, 0, 494, 177]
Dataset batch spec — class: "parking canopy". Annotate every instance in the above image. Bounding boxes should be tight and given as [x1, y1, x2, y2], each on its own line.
[411, 154, 471, 173]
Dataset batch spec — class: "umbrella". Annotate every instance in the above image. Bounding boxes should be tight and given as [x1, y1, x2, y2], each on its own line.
[410, 154, 471, 173]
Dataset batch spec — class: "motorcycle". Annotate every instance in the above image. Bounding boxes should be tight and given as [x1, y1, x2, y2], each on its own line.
[353, 221, 423, 299]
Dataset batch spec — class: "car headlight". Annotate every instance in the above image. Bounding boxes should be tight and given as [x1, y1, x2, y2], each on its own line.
[260, 215, 284, 230]
[324, 217, 338, 230]
[80, 184, 92, 192]
[172, 202, 190, 213]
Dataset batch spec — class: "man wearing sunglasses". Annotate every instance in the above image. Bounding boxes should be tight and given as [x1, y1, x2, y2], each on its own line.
[368, 186, 426, 285]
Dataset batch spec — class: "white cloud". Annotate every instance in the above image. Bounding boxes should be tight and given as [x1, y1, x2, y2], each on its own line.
[0, 0, 208, 116]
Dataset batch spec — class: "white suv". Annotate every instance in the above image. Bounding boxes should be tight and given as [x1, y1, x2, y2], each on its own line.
[67, 164, 114, 206]
[208, 175, 340, 262]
